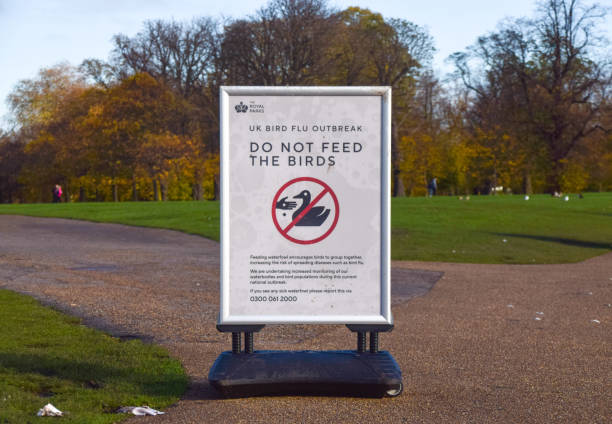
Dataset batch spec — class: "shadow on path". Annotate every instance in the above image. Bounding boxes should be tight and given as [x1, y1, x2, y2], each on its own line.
[391, 268, 442, 304]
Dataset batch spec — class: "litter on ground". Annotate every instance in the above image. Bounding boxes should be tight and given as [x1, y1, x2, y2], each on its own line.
[117, 406, 165, 416]
[37, 403, 63, 417]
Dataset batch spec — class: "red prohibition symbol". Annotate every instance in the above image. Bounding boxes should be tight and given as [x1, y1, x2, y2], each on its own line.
[271, 177, 340, 245]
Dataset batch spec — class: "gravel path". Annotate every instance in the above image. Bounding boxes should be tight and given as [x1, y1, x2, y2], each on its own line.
[0, 215, 609, 423]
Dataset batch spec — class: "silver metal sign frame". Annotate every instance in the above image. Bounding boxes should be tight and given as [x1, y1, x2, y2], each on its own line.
[219, 86, 391, 325]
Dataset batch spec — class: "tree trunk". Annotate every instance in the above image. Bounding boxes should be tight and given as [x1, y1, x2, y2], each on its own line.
[79, 187, 85, 202]
[132, 175, 138, 201]
[160, 179, 167, 201]
[391, 121, 405, 197]
[192, 183, 203, 201]
[213, 174, 219, 201]
[395, 171, 406, 197]
[406, 181, 415, 197]
[491, 170, 498, 195]
[112, 181, 118, 202]
[547, 160, 563, 194]
[153, 179, 159, 201]
[523, 170, 532, 194]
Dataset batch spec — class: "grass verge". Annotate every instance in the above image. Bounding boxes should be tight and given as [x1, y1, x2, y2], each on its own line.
[0, 193, 611, 263]
[0, 201, 220, 241]
[0, 289, 188, 424]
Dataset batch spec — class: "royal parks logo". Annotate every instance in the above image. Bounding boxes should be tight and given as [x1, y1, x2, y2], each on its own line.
[234, 101, 264, 114]
[235, 101, 248, 113]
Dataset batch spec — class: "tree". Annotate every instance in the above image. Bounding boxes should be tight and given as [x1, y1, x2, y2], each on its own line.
[0, 133, 26, 203]
[137, 132, 187, 201]
[220, 0, 337, 86]
[324, 7, 434, 196]
[111, 17, 223, 197]
[6, 64, 91, 201]
[78, 73, 177, 201]
[453, 0, 611, 192]
[7, 63, 87, 138]
[112, 18, 219, 98]
[532, 0, 611, 191]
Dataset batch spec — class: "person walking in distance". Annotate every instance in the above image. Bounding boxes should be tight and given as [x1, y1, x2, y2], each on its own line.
[52, 184, 63, 203]
[428, 177, 437, 197]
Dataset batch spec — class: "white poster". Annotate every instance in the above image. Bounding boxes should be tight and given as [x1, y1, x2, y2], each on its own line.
[220, 87, 391, 324]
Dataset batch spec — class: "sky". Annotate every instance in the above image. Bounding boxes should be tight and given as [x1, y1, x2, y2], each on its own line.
[0, 0, 604, 129]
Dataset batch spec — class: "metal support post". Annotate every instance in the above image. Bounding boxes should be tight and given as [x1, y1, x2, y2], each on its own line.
[244, 332, 254, 353]
[369, 332, 379, 353]
[231, 332, 241, 354]
[357, 332, 366, 352]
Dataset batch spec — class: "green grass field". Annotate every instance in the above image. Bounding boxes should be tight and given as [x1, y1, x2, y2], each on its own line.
[391, 193, 612, 263]
[1, 193, 611, 264]
[0, 290, 188, 424]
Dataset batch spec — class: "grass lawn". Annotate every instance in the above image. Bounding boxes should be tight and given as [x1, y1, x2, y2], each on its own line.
[0, 290, 188, 424]
[0, 201, 220, 241]
[0, 193, 611, 264]
[391, 193, 612, 263]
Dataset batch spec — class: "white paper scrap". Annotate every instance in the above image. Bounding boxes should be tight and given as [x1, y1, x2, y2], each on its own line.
[118, 406, 165, 416]
[37, 403, 63, 417]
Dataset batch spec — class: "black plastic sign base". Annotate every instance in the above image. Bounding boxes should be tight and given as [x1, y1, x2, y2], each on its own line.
[208, 350, 402, 398]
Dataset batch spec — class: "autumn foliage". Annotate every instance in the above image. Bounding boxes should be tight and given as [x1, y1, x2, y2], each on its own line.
[0, 0, 610, 203]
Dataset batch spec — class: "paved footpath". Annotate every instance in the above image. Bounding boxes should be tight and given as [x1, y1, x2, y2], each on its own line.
[0, 215, 610, 423]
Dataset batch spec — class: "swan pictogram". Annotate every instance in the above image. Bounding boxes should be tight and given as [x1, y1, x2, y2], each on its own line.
[292, 190, 330, 226]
